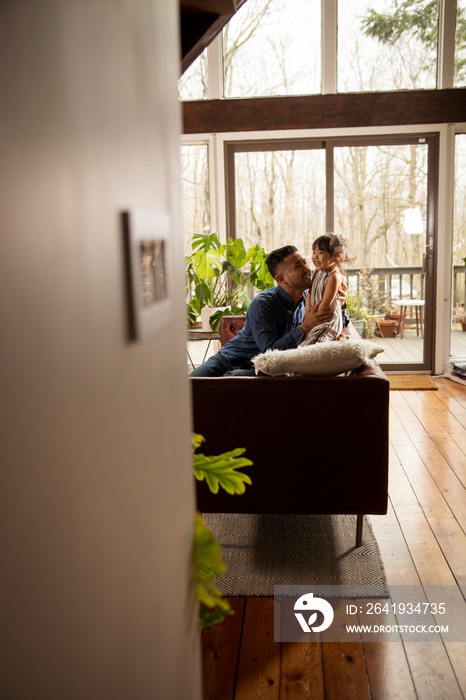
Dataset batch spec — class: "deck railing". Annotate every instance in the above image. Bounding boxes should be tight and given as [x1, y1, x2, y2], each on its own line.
[345, 266, 466, 308]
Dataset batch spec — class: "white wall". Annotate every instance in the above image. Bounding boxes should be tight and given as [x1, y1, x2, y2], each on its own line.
[0, 1, 201, 698]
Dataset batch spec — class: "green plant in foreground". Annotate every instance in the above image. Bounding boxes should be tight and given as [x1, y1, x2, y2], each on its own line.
[193, 513, 232, 629]
[192, 434, 253, 628]
[193, 434, 253, 495]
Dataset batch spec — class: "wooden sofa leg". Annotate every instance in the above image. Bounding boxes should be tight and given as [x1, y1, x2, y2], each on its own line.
[356, 514, 364, 547]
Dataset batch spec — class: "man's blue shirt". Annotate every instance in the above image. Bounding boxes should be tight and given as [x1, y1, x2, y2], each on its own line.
[220, 286, 305, 369]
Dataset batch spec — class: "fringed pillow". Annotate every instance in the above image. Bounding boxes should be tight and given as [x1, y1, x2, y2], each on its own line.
[252, 339, 384, 377]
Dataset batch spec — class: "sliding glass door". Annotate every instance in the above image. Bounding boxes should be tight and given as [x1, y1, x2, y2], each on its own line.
[226, 134, 438, 371]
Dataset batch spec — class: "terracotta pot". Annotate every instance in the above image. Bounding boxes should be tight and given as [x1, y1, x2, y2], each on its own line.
[378, 320, 398, 338]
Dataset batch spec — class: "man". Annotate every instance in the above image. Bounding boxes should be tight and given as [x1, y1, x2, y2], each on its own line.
[190, 245, 338, 377]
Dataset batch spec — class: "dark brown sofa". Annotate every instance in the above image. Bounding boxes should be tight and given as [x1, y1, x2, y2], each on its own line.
[191, 317, 389, 546]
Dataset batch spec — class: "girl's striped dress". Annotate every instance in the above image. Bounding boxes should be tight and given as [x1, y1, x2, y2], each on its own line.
[300, 269, 343, 346]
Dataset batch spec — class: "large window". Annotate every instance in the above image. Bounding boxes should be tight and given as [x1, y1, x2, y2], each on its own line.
[179, 0, 463, 99]
[455, 0, 466, 86]
[223, 0, 321, 98]
[232, 147, 325, 250]
[338, 0, 438, 92]
[333, 142, 428, 270]
[180, 144, 210, 253]
[178, 52, 207, 101]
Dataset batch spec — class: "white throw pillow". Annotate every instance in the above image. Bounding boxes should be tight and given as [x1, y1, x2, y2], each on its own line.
[252, 339, 384, 377]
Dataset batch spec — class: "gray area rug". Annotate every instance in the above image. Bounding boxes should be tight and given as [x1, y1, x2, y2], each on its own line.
[203, 513, 389, 598]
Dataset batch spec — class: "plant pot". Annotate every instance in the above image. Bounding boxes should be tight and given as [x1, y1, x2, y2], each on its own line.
[377, 319, 398, 338]
[201, 306, 226, 330]
[351, 319, 365, 337]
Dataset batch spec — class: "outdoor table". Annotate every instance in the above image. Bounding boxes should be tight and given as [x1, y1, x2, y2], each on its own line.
[393, 299, 425, 338]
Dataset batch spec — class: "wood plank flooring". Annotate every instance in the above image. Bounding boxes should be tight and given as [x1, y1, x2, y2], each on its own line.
[201, 377, 466, 700]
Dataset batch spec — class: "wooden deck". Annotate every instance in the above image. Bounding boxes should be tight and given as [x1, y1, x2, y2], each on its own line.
[375, 328, 466, 365]
[201, 377, 466, 700]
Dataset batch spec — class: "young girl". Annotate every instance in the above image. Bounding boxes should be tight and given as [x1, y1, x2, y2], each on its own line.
[300, 233, 350, 346]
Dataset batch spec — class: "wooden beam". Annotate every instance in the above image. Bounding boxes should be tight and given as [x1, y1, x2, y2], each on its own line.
[180, 0, 248, 75]
[180, 10, 221, 73]
[183, 89, 466, 133]
[181, 0, 239, 14]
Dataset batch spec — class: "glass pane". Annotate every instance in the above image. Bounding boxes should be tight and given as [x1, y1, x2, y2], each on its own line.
[454, 0, 466, 87]
[339, 0, 438, 92]
[234, 149, 325, 252]
[224, 0, 321, 98]
[180, 144, 210, 253]
[178, 51, 208, 101]
[334, 143, 428, 365]
[451, 133, 466, 360]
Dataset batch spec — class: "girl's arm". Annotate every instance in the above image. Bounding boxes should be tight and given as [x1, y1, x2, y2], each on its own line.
[319, 270, 342, 312]
[305, 271, 317, 310]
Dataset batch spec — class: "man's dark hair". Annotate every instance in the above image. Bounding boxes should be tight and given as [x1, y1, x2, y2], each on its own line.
[265, 245, 297, 278]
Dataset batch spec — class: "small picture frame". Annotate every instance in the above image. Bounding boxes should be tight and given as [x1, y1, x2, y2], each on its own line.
[122, 210, 171, 341]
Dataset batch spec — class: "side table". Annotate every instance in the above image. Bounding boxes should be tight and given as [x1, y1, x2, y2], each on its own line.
[187, 328, 221, 370]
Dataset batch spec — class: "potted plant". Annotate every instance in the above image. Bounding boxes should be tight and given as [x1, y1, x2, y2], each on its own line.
[186, 232, 274, 330]
[346, 291, 367, 337]
[377, 319, 398, 337]
[452, 306, 466, 331]
[356, 268, 391, 338]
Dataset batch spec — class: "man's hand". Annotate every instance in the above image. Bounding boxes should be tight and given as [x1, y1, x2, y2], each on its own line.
[337, 278, 347, 304]
[299, 301, 332, 335]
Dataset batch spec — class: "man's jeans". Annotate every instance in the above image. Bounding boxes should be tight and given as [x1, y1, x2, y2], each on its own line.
[189, 351, 256, 377]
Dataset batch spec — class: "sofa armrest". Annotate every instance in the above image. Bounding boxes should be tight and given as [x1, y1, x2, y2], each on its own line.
[219, 315, 246, 346]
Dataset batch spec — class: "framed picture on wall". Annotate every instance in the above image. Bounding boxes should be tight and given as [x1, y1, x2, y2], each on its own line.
[122, 209, 171, 341]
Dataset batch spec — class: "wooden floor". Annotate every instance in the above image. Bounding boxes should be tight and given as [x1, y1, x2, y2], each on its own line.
[201, 377, 466, 700]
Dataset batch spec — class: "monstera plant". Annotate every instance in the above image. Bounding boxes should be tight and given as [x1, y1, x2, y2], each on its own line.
[186, 232, 274, 331]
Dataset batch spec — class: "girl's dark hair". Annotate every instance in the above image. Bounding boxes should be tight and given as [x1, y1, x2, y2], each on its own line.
[312, 234, 354, 272]
[265, 245, 297, 277]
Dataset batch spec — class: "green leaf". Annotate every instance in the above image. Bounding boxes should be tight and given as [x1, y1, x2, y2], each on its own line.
[199, 602, 233, 629]
[207, 308, 224, 331]
[192, 513, 233, 628]
[191, 436, 252, 629]
[192, 249, 222, 282]
[191, 232, 222, 253]
[193, 448, 253, 495]
[225, 237, 247, 267]
[192, 434, 205, 451]
[187, 301, 200, 326]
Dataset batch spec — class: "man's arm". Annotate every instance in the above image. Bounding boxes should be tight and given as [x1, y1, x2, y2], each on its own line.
[247, 297, 304, 352]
